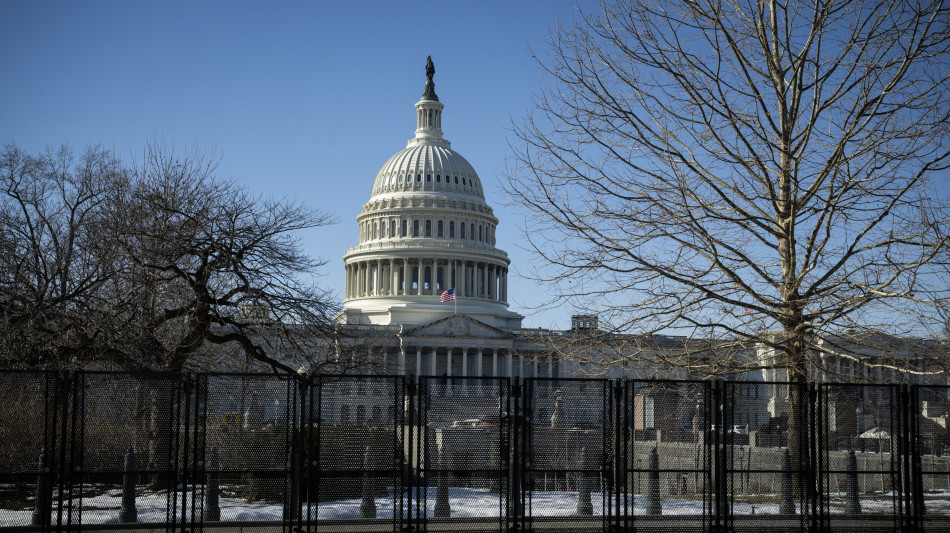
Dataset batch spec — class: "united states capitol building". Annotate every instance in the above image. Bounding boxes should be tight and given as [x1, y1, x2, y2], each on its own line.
[324, 58, 945, 432]
[335, 57, 565, 384]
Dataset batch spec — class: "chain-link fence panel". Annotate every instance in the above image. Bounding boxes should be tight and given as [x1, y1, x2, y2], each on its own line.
[417, 376, 510, 532]
[74, 372, 180, 526]
[300, 375, 403, 533]
[521, 378, 609, 533]
[610, 380, 712, 533]
[0, 372, 59, 528]
[202, 374, 297, 527]
[914, 385, 950, 531]
[724, 381, 809, 533]
[817, 383, 903, 532]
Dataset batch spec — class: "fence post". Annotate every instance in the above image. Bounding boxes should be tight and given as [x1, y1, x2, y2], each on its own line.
[359, 445, 378, 518]
[31, 450, 51, 527]
[119, 447, 138, 523]
[844, 449, 861, 515]
[779, 449, 795, 515]
[646, 447, 661, 515]
[433, 446, 450, 518]
[576, 447, 593, 515]
[205, 446, 220, 522]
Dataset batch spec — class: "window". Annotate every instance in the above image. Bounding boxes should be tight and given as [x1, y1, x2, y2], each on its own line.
[413, 220, 420, 237]
[425, 220, 431, 237]
[470, 224, 475, 240]
[401, 220, 407, 237]
[373, 222, 378, 240]
[460, 222, 466, 239]
[478, 225, 482, 241]
[436, 174, 441, 182]
[449, 221, 455, 238]
[426, 174, 431, 182]
[454, 176, 459, 184]
[390, 219, 396, 237]
[416, 174, 421, 182]
[437, 220, 443, 237]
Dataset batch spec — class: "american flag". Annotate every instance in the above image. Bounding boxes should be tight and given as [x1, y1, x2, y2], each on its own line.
[440, 289, 455, 302]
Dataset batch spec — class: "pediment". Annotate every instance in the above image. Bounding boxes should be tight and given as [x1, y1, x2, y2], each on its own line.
[404, 314, 510, 339]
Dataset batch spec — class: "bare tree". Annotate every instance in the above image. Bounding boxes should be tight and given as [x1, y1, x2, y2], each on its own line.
[0, 140, 344, 373]
[506, 0, 950, 382]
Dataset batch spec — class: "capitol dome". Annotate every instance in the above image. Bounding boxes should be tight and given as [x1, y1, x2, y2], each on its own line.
[340, 58, 523, 329]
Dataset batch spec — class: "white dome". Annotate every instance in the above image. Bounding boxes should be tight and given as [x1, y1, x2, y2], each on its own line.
[371, 143, 484, 200]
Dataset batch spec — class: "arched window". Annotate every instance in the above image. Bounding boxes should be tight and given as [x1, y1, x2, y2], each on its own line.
[470, 224, 475, 240]
[416, 174, 421, 182]
[425, 220, 432, 237]
[413, 220, 420, 237]
[454, 176, 459, 184]
[401, 220, 408, 237]
[424, 266, 431, 290]
[449, 221, 455, 238]
[436, 174, 441, 182]
[460, 222, 466, 239]
[373, 222, 378, 240]
[426, 174, 431, 182]
[437, 220, 444, 237]
[478, 225, 482, 241]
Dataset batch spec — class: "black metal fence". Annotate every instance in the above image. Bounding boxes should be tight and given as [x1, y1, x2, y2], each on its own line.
[1, 371, 949, 532]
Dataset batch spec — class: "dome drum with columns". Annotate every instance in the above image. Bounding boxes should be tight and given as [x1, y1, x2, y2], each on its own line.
[341, 58, 523, 329]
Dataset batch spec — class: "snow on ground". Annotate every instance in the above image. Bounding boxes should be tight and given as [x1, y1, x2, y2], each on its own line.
[2, 488, 949, 526]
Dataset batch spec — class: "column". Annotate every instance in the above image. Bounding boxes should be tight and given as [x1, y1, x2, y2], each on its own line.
[374, 260, 381, 296]
[430, 348, 437, 376]
[417, 259, 423, 296]
[507, 350, 513, 378]
[492, 349, 498, 377]
[416, 347, 422, 378]
[403, 259, 409, 295]
[446, 347, 453, 396]
[488, 265, 495, 300]
[477, 349, 484, 378]
[345, 264, 351, 298]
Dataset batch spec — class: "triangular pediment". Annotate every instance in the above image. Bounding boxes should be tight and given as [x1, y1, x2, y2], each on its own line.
[404, 314, 511, 339]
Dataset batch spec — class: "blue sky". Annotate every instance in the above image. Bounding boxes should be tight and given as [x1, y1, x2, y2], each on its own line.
[1, 0, 589, 329]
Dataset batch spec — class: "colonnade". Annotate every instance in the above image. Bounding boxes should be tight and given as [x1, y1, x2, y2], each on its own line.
[389, 346, 556, 381]
[345, 257, 508, 301]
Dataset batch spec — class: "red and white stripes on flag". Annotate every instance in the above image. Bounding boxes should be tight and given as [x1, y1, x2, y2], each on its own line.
[440, 289, 455, 302]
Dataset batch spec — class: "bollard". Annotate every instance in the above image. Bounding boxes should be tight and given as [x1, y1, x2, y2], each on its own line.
[119, 447, 138, 523]
[645, 447, 662, 515]
[508, 439, 523, 518]
[844, 450, 861, 515]
[779, 449, 795, 515]
[359, 446, 377, 518]
[434, 446, 450, 518]
[31, 450, 51, 526]
[576, 447, 593, 515]
[205, 447, 221, 522]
